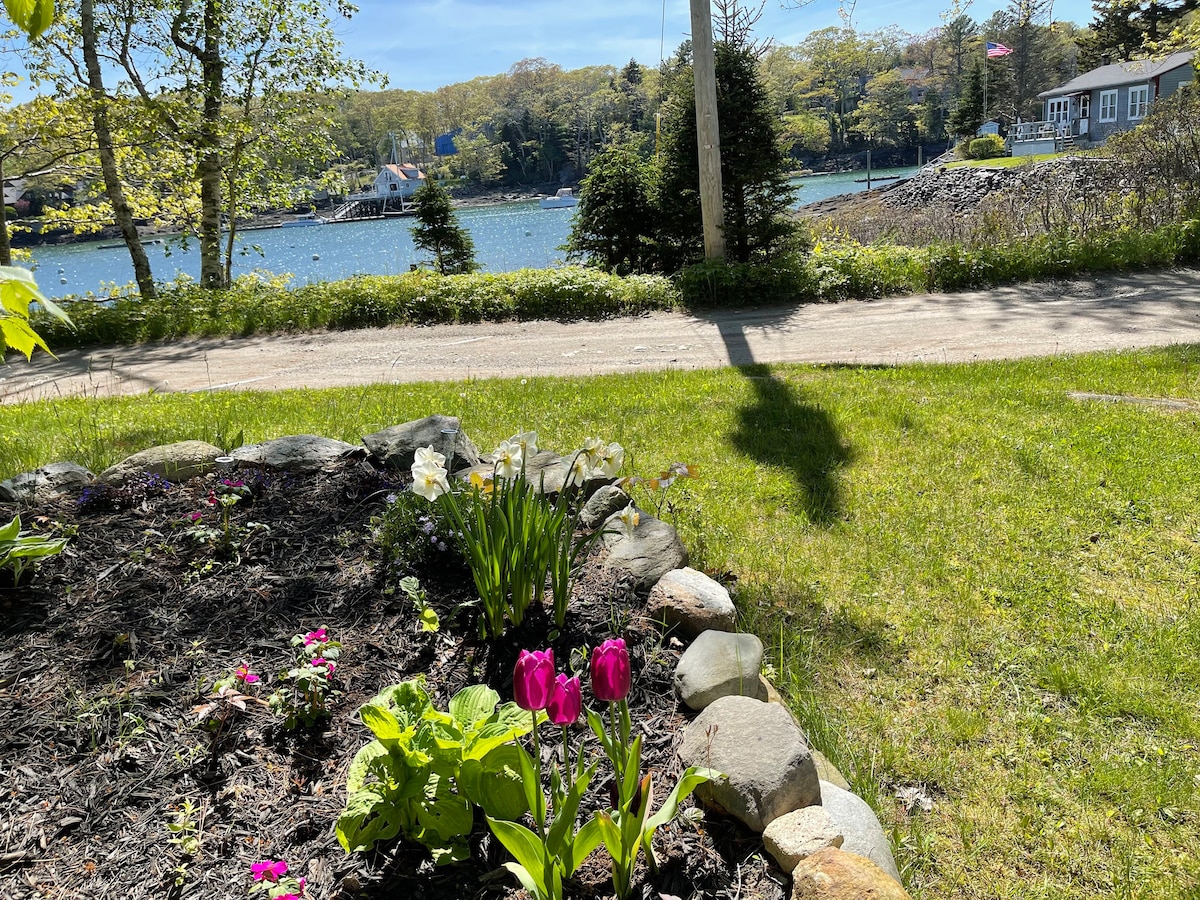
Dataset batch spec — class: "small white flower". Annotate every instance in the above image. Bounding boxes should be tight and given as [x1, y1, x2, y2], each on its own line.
[563, 452, 592, 488]
[411, 460, 450, 501]
[492, 440, 524, 480]
[581, 437, 606, 467]
[595, 442, 624, 477]
[510, 431, 538, 457]
[617, 504, 640, 536]
[414, 445, 446, 468]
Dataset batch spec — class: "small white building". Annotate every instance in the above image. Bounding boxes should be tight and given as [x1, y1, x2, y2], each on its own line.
[373, 164, 426, 199]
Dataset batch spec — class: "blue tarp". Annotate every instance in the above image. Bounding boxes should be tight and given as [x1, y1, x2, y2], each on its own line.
[435, 131, 461, 156]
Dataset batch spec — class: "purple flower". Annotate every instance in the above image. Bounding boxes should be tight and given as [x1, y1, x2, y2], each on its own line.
[591, 639, 631, 702]
[513, 649, 555, 711]
[546, 674, 582, 725]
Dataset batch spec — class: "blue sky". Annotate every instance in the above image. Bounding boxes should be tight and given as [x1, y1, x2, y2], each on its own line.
[341, 0, 1096, 92]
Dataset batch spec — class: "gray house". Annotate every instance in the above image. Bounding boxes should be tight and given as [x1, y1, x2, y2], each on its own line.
[1034, 51, 1195, 149]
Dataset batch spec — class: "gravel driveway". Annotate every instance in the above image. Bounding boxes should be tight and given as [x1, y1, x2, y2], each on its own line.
[4, 268, 1199, 403]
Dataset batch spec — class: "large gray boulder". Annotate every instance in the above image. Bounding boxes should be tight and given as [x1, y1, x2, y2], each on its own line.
[819, 780, 901, 883]
[0, 462, 93, 504]
[99, 441, 223, 486]
[600, 511, 686, 592]
[362, 415, 480, 473]
[231, 435, 364, 473]
[674, 630, 763, 710]
[579, 485, 631, 531]
[648, 567, 737, 637]
[457, 450, 568, 494]
[678, 695, 819, 832]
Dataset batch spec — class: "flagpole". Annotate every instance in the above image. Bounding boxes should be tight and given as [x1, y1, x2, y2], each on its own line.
[983, 44, 988, 122]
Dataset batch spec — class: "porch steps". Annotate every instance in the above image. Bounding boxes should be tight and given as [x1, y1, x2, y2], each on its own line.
[1060, 134, 1076, 152]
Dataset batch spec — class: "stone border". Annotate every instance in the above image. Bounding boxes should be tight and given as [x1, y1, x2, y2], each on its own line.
[2, 415, 912, 897]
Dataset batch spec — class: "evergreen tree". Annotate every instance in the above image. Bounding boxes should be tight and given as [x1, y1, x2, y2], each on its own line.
[654, 39, 798, 271]
[566, 137, 656, 275]
[947, 57, 985, 137]
[410, 181, 477, 275]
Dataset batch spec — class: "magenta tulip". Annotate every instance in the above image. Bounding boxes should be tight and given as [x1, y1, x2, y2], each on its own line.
[546, 674, 582, 725]
[590, 638, 630, 702]
[513, 648, 555, 711]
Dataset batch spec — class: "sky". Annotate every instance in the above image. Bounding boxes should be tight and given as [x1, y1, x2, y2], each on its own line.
[339, 0, 1097, 93]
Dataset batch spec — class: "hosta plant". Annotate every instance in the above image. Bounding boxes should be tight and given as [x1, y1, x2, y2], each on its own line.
[0, 514, 69, 584]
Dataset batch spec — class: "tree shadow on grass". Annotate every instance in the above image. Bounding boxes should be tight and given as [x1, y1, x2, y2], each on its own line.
[714, 315, 852, 525]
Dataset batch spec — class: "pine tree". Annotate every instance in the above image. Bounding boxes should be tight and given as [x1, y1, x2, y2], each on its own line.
[566, 137, 656, 275]
[409, 181, 477, 275]
[947, 57, 985, 137]
[654, 39, 798, 271]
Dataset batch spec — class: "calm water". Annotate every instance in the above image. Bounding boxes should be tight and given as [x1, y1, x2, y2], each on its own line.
[24, 167, 918, 299]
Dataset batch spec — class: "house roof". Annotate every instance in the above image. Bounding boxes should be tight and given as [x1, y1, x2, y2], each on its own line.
[380, 164, 425, 180]
[1039, 51, 1195, 98]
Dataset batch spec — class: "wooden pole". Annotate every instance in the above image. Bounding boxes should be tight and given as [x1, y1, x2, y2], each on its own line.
[690, 0, 725, 261]
[866, 149, 872, 189]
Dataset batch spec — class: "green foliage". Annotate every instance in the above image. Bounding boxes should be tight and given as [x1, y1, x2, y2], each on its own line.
[3, 0, 53, 38]
[372, 490, 461, 580]
[0, 265, 71, 359]
[0, 513, 68, 584]
[948, 57, 985, 138]
[336, 678, 533, 861]
[967, 134, 1006, 160]
[566, 139, 657, 275]
[32, 268, 676, 349]
[410, 181, 478, 275]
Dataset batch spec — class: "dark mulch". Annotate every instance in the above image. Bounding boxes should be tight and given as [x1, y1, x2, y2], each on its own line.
[0, 460, 786, 900]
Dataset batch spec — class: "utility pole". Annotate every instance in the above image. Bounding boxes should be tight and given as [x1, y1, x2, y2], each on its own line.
[690, 0, 725, 261]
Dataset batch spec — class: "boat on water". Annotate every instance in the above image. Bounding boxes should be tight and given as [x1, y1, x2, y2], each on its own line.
[539, 188, 578, 209]
[281, 212, 328, 228]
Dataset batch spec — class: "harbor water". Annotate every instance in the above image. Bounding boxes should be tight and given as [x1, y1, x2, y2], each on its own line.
[23, 167, 919, 299]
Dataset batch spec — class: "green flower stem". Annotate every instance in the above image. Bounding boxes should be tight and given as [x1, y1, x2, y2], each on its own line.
[608, 700, 623, 786]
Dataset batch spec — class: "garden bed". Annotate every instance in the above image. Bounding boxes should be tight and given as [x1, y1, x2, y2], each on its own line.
[0, 459, 784, 900]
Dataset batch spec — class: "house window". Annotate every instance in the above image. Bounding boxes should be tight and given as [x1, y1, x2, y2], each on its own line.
[389, 182, 397, 191]
[1128, 84, 1149, 119]
[1099, 90, 1117, 122]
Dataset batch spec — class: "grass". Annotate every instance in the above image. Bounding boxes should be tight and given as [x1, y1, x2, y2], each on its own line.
[4, 348, 1200, 898]
[946, 152, 1068, 169]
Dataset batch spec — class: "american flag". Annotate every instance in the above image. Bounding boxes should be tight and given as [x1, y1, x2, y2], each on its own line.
[986, 41, 1014, 58]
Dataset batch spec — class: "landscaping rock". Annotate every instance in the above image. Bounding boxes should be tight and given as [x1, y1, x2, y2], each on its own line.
[0, 462, 93, 504]
[362, 415, 480, 473]
[678, 695, 819, 832]
[600, 511, 687, 592]
[648, 567, 737, 637]
[762, 806, 844, 872]
[457, 450, 568, 494]
[674, 630, 763, 710]
[99, 441, 224, 486]
[819, 781, 901, 883]
[811, 751, 851, 791]
[579, 484, 631, 530]
[790, 848, 912, 899]
[231, 435, 365, 474]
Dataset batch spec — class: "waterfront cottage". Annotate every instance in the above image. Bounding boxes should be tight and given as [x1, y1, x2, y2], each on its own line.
[373, 163, 427, 199]
[1015, 51, 1195, 155]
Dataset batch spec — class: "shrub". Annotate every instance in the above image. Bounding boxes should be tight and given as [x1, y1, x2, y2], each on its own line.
[968, 135, 1005, 160]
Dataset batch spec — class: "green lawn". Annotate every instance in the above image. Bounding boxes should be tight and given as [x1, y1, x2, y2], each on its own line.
[3, 348, 1199, 898]
[946, 152, 1069, 169]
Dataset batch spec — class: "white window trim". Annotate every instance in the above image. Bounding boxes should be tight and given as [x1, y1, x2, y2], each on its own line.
[1099, 89, 1118, 123]
[1128, 84, 1149, 120]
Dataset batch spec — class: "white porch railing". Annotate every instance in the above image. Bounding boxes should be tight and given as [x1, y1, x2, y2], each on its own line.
[1010, 121, 1065, 143]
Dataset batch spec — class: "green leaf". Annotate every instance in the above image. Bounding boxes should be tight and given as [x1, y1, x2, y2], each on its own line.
[0, 316, 45, 361]
[415, 771, 474, 844]
[487, 817, 548, 890]
[2, 0, 54, 38]
[418, 607, 440, 632]
[570, 815, 605, 873]
[641, 766, 720, 869]
[459, 745, 529, 820]
[448, 683, 499, 728]
[0, 516, 20, 543]
[359, 703, 404, 741]
[596, 811, 625, 863]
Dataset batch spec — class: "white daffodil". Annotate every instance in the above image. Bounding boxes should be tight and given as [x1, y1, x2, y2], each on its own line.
[414, 445, 446, 468]
[594, 442, 625, 478]
[411, 459, 450, 501]
[617, 504, 640, 537]
[492, 439, 524, 480]
[510, 431, 538, 457]
[563, 451, 592, 488]
[581, 436, 606, 467]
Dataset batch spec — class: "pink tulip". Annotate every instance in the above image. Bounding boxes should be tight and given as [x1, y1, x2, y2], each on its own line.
[546, 674, 582, 725]
[251, 859, 287, 882]
[591, 638, 630, 702]
[513, 648, 555, 711]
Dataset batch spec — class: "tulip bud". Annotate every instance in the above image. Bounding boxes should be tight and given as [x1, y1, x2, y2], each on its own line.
[513, 648, 555, 711]
[546, 673, 582, 725]
[590, 638, 631, 702]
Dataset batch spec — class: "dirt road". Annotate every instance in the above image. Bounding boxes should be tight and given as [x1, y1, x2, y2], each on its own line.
[4, 268, 1199, 403]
